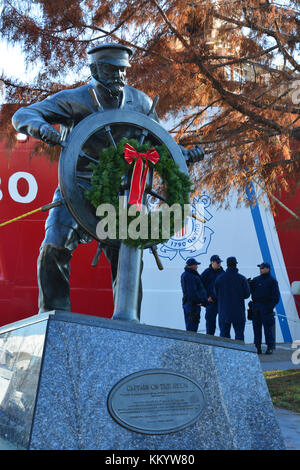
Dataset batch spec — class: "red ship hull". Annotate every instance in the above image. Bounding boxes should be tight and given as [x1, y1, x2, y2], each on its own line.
[0, 137, 113, 326]
[0, 135, 299, 328]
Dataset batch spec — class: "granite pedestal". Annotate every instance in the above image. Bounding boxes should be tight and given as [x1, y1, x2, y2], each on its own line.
[0, 311, 285, 450]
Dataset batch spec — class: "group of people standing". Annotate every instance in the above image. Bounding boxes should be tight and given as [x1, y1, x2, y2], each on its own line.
[180, 255, 281, 354]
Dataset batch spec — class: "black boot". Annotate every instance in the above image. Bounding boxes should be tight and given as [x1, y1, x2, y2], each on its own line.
[265, 347, 274, 355]
[256, 345, 262, 354]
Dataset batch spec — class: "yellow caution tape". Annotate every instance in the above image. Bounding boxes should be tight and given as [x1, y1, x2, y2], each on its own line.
[0, 207, 43, 227]
[0, 201, 62, 228]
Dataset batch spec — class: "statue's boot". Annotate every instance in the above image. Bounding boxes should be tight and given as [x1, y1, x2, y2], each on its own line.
[37, 244, 72, 313]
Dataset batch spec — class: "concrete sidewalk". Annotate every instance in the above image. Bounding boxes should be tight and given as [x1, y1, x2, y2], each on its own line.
[274, 408, 300, 450]
[258, 343, 300, 450]
[259, 342, 300, 371]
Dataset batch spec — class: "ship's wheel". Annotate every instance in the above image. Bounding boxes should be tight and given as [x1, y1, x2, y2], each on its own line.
[58, 109, 188, 248]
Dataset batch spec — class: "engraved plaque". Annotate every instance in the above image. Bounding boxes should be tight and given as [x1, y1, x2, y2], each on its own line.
[107, 369, 205, 434]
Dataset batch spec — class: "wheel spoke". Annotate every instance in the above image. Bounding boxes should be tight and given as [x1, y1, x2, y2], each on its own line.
[105, 125, 117, 149]
[147, 189, 166, 202]
[145, 167, 153, 191]
[77, 171, 93, 180]
[79, 150, 98, 164]
[77, 180, 92, 191]
[139, 129, 148, 146]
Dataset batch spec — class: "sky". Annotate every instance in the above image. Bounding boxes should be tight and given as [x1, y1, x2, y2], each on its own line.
[0, 39, 40, 103]
[0, 38, 91, 104]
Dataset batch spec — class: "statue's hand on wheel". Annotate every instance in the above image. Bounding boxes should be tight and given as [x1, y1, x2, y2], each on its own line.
[180, 145, 204, 165]
[39, 123, 62, 145]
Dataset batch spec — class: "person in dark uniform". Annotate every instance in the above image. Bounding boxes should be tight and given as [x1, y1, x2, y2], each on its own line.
[201, 254, 224, 335]
[214, 256, 250, 341]
[181, 258, 208, 332]
[250, 262, 280, 355]
[11, 43, 203, 315]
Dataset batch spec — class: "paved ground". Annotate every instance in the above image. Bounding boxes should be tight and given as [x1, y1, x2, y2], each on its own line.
[273, 408, 300, 450]
[258, 343, 300, 450]
[259, 342, 300, 371]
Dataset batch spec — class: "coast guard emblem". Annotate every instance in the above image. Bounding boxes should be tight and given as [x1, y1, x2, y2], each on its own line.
[156, 195, 214, 261]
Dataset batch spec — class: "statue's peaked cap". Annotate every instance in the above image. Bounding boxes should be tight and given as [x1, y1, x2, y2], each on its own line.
[87, 43, 133, 67]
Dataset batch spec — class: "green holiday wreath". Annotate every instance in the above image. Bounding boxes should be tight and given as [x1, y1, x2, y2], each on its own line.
[85, 137, 192, 249]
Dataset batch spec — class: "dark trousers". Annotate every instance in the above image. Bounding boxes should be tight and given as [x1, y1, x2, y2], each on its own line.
[219, 318, 245, 341]
[252, 310, 275, 348]
[183, 303, 200, 332]
[205, 302, 218, 335]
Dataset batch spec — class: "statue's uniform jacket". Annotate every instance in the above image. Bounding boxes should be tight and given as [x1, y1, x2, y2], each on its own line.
[12, 81, 154, 312]
[12, 82, 155, 239]
[12, 82, 154, 142]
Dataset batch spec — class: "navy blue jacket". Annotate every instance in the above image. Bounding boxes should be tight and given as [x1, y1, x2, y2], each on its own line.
[214, 267, 250, 322]
[181, 268, 208, 306]
[250, 272, 280, 315]
[201, 265, 224, 300]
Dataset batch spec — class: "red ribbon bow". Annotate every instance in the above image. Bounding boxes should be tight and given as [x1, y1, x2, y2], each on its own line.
[124, 143, 159, 209]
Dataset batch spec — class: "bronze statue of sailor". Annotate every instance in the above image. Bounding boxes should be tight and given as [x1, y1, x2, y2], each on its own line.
[12, 43, 204, 319]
